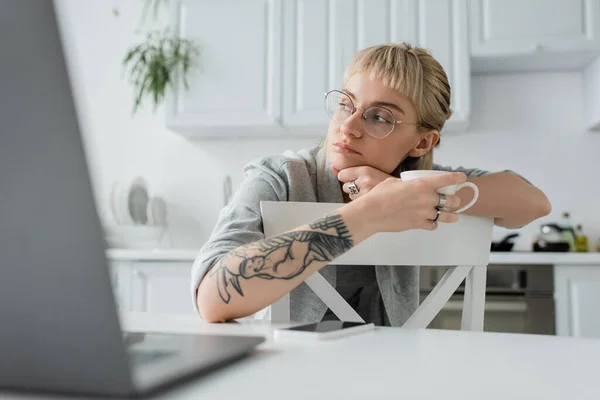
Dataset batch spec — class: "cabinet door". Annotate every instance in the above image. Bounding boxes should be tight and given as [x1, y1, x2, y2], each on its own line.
[418, 0, 470, 131]
[282, 0, 340, 133]
[281, 0, 420, 134]
[583, 56, 600, 131]
[554, 265, 600, 338]
[282, 0, 469, 133]
[167, 0, 283, 137]
[470, 0, 600, 56]
[354, 0, 418, 48]
[352, 0, 469, 131]
[126, 261, 197, 315]
[108, 261, 126, 312]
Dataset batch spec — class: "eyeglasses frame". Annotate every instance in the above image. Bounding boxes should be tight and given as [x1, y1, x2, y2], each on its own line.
[324, 89, 419, 139]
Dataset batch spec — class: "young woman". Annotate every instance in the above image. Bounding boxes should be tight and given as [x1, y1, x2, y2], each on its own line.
[192, 43, 551, 325]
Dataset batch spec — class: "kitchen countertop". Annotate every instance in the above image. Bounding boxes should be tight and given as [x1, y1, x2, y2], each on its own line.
[106, 248, 600, 265]
[106, 248, 199, 261]
[488, 252, 600, 265]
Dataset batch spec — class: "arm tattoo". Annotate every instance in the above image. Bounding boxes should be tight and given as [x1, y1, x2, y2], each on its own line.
[209, 213, 353, 304]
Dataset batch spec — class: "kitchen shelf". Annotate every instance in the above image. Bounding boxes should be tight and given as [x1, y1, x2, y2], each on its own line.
[489, 252, 600, 265]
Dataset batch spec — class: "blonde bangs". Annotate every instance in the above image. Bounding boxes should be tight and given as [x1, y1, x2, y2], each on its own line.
[343, 45, 424, 116]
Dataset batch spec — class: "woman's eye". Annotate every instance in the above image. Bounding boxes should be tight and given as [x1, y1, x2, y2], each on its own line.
[373, 114, 391, 124]
[338, 102, 351, 111]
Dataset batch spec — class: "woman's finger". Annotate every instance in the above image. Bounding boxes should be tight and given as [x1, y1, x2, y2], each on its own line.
[435, 194, 461, 210]
[337, 166, 360, 183]
[417, 220, 439, 231]
[429, 209, 459, 224]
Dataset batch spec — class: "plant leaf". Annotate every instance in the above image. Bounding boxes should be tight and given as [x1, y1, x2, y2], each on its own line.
[123, 26, 200, 115]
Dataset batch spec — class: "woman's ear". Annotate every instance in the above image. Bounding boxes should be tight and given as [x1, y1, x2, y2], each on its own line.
[408, 130, 440, 158]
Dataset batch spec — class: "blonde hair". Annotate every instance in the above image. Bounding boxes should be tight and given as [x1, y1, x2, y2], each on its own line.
[342, 42, 452, 171]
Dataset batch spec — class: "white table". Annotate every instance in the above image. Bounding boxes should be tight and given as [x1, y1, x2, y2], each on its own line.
[2, 312, 600, 399]
[131, 313, 600, 400]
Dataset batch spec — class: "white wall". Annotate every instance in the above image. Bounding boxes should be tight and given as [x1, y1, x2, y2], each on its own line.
[437, 71, 600, 249]
[54, 0, 600, 251]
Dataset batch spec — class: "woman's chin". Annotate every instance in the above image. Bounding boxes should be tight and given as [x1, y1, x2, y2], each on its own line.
[328, 152, 359, 171]
[329, 159, 351, 172]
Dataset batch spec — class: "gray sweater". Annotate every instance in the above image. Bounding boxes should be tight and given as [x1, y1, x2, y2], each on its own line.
[191, 144, 494, 326]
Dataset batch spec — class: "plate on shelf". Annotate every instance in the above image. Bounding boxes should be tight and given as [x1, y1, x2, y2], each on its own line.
[127, 177, 149, 225]
[110, 182, 134, 225]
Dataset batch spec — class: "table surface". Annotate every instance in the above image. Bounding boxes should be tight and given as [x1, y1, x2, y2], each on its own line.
[2, 312, 599, 400]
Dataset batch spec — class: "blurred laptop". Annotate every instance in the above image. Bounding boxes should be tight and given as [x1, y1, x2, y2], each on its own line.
[0, 1, 264, 397]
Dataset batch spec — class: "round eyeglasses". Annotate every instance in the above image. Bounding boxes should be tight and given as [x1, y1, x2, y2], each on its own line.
[324, 90, 417, 139]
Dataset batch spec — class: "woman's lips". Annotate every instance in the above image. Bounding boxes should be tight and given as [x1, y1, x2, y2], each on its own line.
[332, 141, 361, 155]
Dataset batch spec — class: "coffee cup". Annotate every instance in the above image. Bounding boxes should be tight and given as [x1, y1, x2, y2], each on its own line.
[399, 170, 479, 213]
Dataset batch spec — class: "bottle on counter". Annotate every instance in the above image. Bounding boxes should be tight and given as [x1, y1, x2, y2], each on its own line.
[560, 212, 577, 252]
[575, 224, 589, 252]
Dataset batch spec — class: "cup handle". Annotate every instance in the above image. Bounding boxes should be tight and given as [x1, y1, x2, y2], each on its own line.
[454, 182, 479, 213]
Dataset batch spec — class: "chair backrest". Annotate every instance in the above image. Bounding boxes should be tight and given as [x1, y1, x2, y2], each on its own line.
[260, 201, 494, 266]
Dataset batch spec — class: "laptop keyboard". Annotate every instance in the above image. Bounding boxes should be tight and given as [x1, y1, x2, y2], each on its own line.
[128, 349, 176, 366]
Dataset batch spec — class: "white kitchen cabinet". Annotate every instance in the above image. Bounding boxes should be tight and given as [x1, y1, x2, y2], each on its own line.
[282, 0, 469, 133]
[554, 265, 600, 338]
[284, 0, 470, 133]
[583, 56, 600, 131]
[110, 260, 197, 316]
[168, 0, 470, 137]
[166, 0, 283, 137]
[469, 0, 600, 72]
[415, 0, 470, 131]
[280, 0, 347, 133]
[281, 0, 416, 133]
[107, 252, 270, 321]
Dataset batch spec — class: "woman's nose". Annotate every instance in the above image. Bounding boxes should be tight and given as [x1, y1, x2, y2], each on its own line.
[340, 110, 364, 138]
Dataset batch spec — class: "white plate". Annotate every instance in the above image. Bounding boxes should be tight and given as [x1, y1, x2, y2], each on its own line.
[109, 182, 134, 225]
[127, 177, 149, 224]
[147, 197, 167, 226]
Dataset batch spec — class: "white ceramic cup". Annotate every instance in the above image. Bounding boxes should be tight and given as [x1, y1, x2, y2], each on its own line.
[399, 170, 479, 213]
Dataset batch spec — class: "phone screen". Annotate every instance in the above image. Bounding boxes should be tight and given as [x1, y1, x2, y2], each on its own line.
[285, 321, 367, 333]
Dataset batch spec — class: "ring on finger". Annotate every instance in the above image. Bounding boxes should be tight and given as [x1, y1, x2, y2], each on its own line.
[437, 193, 447, 209]
[348, 180, 359, 195]
[431, 209, 440, 222]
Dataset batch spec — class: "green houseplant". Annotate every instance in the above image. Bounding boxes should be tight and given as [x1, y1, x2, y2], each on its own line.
[120, 0, 199, 114]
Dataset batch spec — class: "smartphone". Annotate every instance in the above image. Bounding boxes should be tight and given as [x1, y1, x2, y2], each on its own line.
[274, 321, 375, 341]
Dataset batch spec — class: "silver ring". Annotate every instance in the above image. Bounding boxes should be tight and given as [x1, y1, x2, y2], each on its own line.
[432, 209, 440, 222]
[437, 193, 447, 209]
[348, 180, 359, 195]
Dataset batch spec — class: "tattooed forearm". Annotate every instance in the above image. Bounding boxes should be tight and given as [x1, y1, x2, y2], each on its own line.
[309, 213, 351, 239]
[208, 213, 354, 304]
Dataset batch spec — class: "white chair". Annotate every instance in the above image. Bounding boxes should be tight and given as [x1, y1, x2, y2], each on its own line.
[260, 201, 494, 331]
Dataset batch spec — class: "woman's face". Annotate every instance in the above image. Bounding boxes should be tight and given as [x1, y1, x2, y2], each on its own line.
[326, 73, 435, 174]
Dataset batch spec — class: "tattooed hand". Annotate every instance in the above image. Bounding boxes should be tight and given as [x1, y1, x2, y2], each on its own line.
[209, 213, 353, 304]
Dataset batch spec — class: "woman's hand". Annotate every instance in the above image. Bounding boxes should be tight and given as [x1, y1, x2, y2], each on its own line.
[349, 172, 466, 233]
[331, 165, 391, 200]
